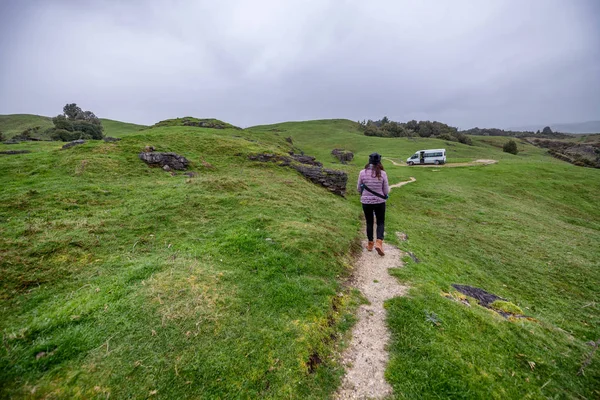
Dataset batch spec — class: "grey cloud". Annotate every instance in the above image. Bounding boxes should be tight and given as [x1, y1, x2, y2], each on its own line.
[1, 0, 599, 128]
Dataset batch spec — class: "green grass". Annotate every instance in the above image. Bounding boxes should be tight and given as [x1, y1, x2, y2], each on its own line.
[149, 117, 240, 130]
[98, 118, 147, 137]
[2, 118, 599, 398]
[0, 114, 147, 139]
[0, 114, 54, 138]
[0, 126, 362, 398]
[249, 119, 600, 399]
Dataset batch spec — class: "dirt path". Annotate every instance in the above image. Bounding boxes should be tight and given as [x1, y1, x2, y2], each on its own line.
[389, 177, 416, 189]
[335, 178, 414, 399]
[335, 241, 408, 399]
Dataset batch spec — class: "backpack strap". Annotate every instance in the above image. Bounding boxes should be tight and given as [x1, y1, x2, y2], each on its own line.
[360, 183, 388, 200]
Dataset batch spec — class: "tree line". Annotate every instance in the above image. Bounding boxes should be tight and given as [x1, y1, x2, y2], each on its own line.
[358, 117, 473, 145]
[461, 126, 569, 139]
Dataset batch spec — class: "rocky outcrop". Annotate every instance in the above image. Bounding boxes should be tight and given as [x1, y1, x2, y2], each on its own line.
[331, 149, 354, 164]
[289, 153, 323, 167]
[248, 152, 347, 196]
[292, 165, 347, 196]
[139, 151, 189, 170]
[528, 139, 600, 168]
[62, 140, 86, 149]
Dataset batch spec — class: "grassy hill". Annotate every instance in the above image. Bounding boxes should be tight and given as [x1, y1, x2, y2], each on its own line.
[1, 118, 599, 398]
[249, 119, 600, 398]
[0, 114, 147, 139]
[0, 114, 54, 137]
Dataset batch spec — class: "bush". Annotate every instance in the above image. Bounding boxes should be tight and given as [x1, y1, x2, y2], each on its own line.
[503, 140, 518, 155]
[455, 133, 473, 145]
[0, 130, 5, 142]
[51, 103, 104, 139]
[438, 133, 454, 141]
[50, 129, 82, 142]
[71, 121, 103, 139]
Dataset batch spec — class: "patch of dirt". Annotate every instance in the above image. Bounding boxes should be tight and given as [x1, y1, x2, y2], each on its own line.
[335, 240, 408, 399]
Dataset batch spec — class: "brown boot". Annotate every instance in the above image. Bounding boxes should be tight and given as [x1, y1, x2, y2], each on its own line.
[375, 239, 385, 256]
[367, 241, 374, 251]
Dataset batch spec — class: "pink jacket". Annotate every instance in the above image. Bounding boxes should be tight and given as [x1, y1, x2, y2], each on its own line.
[357, 166, 389, 204]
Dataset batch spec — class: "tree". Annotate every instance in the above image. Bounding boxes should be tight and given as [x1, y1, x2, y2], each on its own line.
[381, 116, 390, 125]
[63, 103, 83, 120]
[50, 103, 104, 141]
[542, 126, 553, 135]
[503, 139, 518, 155]
[406, 120, 419, 132]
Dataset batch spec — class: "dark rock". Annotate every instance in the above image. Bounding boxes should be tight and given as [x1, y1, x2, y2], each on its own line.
[331, 149, 354, 164]
[452, 284, 505, 307]
[292, 165, 347, 196]
[3, 140, 21, 145]
[248, 152, 346, 196]
[103, 136, 121, 142]
[139, 152, 189, 170]
[0, 150, 31, 155]
[290, 153, 323, 167]
[62, 140, 86, 150]
[184, 171, 198, 177]
[162, 165, 172, 171]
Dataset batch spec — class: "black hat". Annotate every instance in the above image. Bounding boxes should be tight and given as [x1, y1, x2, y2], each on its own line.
[369, 152, 381, 165]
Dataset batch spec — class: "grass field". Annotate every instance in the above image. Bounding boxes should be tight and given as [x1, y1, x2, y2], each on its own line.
[249, 120, 600, 399]
[1, 118, 599, 398]
[0, 114, 147, 139]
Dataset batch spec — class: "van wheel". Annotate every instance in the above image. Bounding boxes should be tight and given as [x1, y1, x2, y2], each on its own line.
[434, 160, 440, 165]
[408, 161, 414, 166]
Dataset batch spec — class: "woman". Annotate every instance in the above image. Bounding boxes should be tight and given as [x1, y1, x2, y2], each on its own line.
[357, 152, 389, 256]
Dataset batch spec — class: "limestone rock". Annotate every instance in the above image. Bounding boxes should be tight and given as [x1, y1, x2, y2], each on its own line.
[62, 140, 86, 150]
[331, 149, 354, 164]
[248, 152, 347, 196]
[139, 152, 189, 170]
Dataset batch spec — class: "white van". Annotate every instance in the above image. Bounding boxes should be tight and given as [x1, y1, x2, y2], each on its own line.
[407, 149, 446, 165]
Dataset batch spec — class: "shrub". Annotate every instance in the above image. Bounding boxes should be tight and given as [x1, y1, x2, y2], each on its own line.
[51, 103, 104, 139]
[0, 130, 5, 142]
[50, 129, 81, 142]
[455, 133, 473, 145]
[503, 140, 518, 155]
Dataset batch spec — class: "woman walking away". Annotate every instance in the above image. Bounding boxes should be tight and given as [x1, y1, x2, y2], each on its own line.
[357, 152, 389, 256]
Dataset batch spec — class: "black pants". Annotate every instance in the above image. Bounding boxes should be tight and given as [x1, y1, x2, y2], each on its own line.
[362, 202, 386, 241]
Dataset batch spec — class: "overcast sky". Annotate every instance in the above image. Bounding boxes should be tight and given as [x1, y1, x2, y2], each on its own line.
[1, 0, 599, 128]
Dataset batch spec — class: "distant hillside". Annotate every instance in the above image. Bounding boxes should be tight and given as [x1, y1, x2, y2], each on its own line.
[510, 120, 600, 134]
[149, 116, 240, 130]
[0, 114, 53, 137]
[0, 114, 147, 139]
[97, 118, 147, 137]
